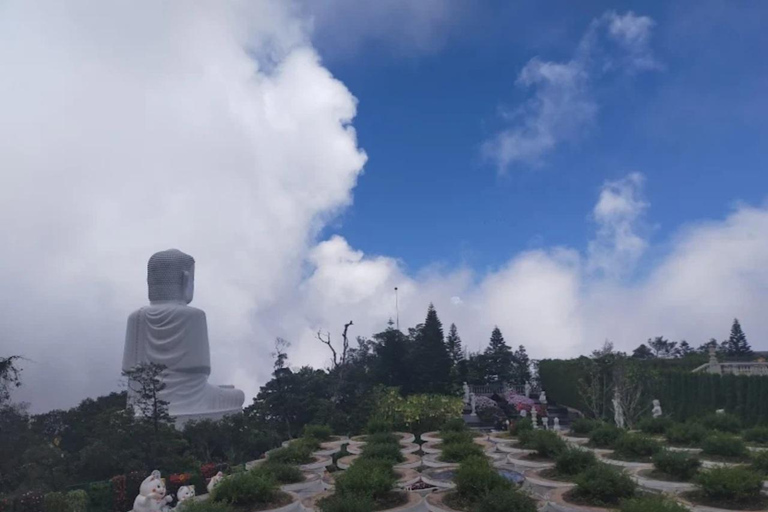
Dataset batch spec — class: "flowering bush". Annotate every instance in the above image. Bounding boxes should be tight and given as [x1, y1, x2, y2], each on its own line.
[111, 474, 128, 512]
[16, 491, 44, 512]
[474, 396, 498, 412]
[505, 393, 544, 416]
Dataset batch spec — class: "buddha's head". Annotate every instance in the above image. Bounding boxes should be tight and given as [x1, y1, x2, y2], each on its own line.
[147, 249, 195, 304]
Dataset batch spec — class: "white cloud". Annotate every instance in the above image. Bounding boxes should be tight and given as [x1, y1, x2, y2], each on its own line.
[483, 11, 659, 171]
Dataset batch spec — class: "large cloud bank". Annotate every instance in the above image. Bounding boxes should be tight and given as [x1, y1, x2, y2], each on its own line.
[1, 3, 766, 412]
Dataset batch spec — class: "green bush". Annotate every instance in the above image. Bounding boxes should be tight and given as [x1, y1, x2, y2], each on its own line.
[211, 471, 278, 507]
[652, 449, 701, 481]
[619, 495, 689, 512]
[510, 417, 533, 436]
[526, 430, 567, 459]
[441, 418, 467, 432]
[365, 419, 393, 434]
[303, 424, 333, 441]
[572, 464, 636, 506]
[554, 447, 598, 476]
[474, 487, 537, 512]
[256, 462, 304, 484]
[335, 459, 395, 499]
[85, 481, 113, 512]
[317, 494, 375, 512]
[700, 413, 741, 433]
[588, 425, 622, 448]
[695, 466, 764, 504]
[454, 456, 511, 502]
[365, 432, 399, 446]
[701, 433, 748, 459]
[570, 418, 601, 436]
[665, 422, 708, 446]
[612, 433, 662, 460]
[359, 443, 404, 464]
[440, 430, 474, 446]
[440, 441, 484, 463]
[637, 417, 673, 435]
[43, 492, 69, 512]
[743, 426, 768, 445]
[267, 441, 315, 465]
[751, 450, 768, 475]
[179, 501, 236, 512]
[64, 490, 88, 512]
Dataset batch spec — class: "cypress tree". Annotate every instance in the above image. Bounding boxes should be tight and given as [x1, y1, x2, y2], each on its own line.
[445, 323, 464, 366]
[511, 345, 532, 386]
[484, 327, 513, 384]
[726, 319, 752, 357]
[409, 303, 452, 394]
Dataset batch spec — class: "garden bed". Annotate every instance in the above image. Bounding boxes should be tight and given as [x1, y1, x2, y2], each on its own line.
[303, 490, 423, 512]
[633, 469, 696, 494]
[680, 491, 768, 511]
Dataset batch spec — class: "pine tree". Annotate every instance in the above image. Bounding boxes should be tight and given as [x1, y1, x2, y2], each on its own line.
[631, 344, 654, 359]
[677, 340, 694, 356]
[408, 304, 452, 394]
[726, 318, 752, 357]
[446, 324, 464, 366]
[372, 323, 409, 389]
[511, 345, 531, 385]
[484, 327, 513, 384]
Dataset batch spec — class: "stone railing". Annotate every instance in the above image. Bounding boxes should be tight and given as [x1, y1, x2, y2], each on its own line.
[469, 383, 528, 396]
[692, 349, 768, 376]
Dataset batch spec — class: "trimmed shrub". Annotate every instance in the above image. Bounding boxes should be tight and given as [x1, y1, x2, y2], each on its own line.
[510, 417, 533, 436]
[554, 447, 598, 477]
[86, 481, 113, 512]
[695, 466, 764, 504]
[454, 456, 511, 502]
[256, 462, 304, 484]
[441, 418, 467, 432]
[365, 419, 393, 434]
[652, 449, 701, 481]
[572, 464, 636, 506]
[701, 433, 748, 459]
[612, 433, 662, 460]
[588, 425, 622, 448]
[665, 422, 708, 446]
[267, 441, 315, 465]
[65, 490, 88, 512]
[359, 443, 404, 464]
[619, 495, 689, 512]
[440, 431, 474, 446]
[637, 416, 672, 435]
[303, 424, 333, 442]
[211, 471, 278, 507]
[570, 418, 602, 436]
[179, 501, 236, 512]
[751, 450, 768, 475]
[317, 494, 375, 512]
[527, 430, 567, 459]
[365, 432, 399, 446]
[43, 492, 69, 512]
[700, 413, 741, 433]
[440, 441, 484, 463]
[474, 487, 537, 512]
[335, 459, 395, 499]
[743, 426, 768, 445]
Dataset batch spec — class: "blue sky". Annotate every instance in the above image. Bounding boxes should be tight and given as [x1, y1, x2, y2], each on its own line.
[322, 0, 768, 275]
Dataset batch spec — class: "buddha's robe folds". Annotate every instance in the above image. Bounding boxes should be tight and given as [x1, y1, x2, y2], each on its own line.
[123, 302, 244, 420]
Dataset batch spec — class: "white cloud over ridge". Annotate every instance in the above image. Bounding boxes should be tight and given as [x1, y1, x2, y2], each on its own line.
[2, 3, 767, 414]
[484, 11, 659, 170]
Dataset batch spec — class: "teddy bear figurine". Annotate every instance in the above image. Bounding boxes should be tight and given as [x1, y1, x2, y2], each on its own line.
[175, 486, 195, 507]
[132, 470, 173, 512]
[206, 472, 224, 494]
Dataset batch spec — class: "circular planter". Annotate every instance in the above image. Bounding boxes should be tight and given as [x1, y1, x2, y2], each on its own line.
[395, 453, 422, 470]
[422, 468, 457, 489]
[300, 455, 333, 472]
[600, 453, 652, 470]
[426, 490, 463, 512]
[302, 490, 424, 512]
[563, 436, 589, 445]
[400, 443, 420, 455]
[423, 452, 459, 469]
[336, 454, 357, 470]
[422, 441, 442, 454]
[280, 472, 325, 497]
[397, 432, 417, 444]
[506, 453, 555, 471]
[245, 458, 266, 470]
[421, 431, 442, 443]
[523, 468, 576, 499]
[489, 432, 516, 444]
[631, 468, 695, 494]
[237, 491, 303, 512]
[668, 446, 702, 454]
[347, 443, 364, 455]
[396, 468, 421, 488]
[313, 438, 348, 457]
[700, 459, 745, 468]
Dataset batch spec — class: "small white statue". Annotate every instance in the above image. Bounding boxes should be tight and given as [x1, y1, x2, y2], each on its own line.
[612, 391, 625, 429]
[176, 486, 195, 505]
[132, 470, 172, 512]
[543, 417, 550, 430]
[470, 393, 477, 416]
[524, 381, 531, 398]
[539, 390, 547, 406]
[652, 399, 662, 419]
[463, 382, 470, 404]
[207, 472, 224, 494]
[716, 409, 725, 415]
[519, 409, 528, 418]
[531, 407, 538, 429]
[553, 417, 561, 432]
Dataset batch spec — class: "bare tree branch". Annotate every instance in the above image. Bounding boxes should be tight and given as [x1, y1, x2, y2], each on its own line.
[316, 330, 338, 369]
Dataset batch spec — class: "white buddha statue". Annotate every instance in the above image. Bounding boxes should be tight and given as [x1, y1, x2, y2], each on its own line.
[123, 249, 245, 425]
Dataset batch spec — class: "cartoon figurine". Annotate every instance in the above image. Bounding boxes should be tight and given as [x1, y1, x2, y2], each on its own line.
[207, 472, 224, 494]
[176, 486, 195, 506]
[132, 471, 173, 512]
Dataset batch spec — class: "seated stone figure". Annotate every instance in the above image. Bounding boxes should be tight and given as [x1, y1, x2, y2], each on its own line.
[123, 249, 244, 425]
